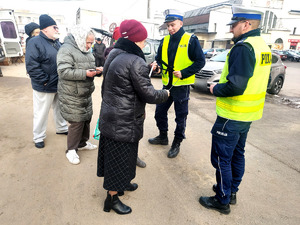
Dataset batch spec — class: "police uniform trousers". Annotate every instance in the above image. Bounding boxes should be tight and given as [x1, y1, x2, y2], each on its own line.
[210, 116, 251, 205]
[154, 86, 190, 140]
[97, 134, 138, 191]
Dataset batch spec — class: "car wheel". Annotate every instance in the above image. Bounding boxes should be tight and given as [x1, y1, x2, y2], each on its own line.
[267, 77, 283, 95]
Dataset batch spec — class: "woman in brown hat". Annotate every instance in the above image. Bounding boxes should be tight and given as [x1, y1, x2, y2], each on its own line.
[97, 19, 169, 214]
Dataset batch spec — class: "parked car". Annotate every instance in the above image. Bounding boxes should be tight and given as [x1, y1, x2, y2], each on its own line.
[272, 50, 287, 61]
[0, 37, 5, 62]
[0, 9, 23, 58]
[193, 50, 286, 95]
[205, 48, 225, 58]
[143, 39, 160, 64]
[143, 38, 161, 77]
[284, 50, 300, 62]
[202, 49, 209, 56]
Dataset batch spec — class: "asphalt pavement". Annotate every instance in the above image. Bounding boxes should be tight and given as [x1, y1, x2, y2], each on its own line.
[0, 62, 299, 225]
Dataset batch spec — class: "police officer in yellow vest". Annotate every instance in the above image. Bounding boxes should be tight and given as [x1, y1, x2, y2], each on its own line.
[199, 6, 271, 214]
[148, 9, 205, 158]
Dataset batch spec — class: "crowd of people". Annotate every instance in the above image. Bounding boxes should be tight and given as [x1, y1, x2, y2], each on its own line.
[24, 5, 272, 215]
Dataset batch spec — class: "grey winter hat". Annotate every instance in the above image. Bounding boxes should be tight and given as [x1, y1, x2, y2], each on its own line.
[39, 14, 56, 30]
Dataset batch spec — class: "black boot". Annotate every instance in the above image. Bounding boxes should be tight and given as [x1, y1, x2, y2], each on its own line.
[212, 184, 237, 205]
[103, 192, 132, 214]
[148, 130, 168, 145]
[118, 183, 138, 196]
[199, 196, 230, 215]
[167, 138, 181, 158]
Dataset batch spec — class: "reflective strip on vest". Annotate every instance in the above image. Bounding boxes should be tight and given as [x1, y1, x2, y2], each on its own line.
[216, 36, 271, 122]
[161, 33, 195, 86]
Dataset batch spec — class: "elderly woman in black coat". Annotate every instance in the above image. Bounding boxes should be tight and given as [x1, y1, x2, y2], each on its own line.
[97, 19, 169, 215]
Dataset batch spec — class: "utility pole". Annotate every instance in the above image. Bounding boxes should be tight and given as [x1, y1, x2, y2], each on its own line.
[147, 0, 151, 19]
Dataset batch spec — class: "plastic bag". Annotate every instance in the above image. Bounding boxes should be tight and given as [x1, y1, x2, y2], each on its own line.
[93, 118, 100, 140]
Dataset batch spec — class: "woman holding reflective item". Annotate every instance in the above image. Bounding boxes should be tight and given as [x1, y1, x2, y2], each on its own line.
[57, 26, 103, 165]
[97, 19, 169, 215]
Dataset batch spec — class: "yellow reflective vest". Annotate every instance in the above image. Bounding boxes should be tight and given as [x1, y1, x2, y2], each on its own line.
[161, 33, 195, 86]
[216, 36, 272, 122]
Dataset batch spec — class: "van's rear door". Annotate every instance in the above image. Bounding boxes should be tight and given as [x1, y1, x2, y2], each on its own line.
[0, 20, 23, 58]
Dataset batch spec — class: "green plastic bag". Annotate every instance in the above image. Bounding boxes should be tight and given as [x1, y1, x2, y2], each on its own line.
[93, 118, 100, 140]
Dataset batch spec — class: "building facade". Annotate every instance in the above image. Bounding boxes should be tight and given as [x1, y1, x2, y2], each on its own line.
[159, 0, 300, 50]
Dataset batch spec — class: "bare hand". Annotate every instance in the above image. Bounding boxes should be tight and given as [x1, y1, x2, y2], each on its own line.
[86, 70, 97, 77]
[96, 67, 103, 74]
[210, 84, 216, 94]
[150, 61, 158, 71]
[173, 71, 182, 79]
[166, 90, 170, 96]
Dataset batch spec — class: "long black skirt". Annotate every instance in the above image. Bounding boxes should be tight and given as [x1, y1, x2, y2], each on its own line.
[97, 134, 138, 191]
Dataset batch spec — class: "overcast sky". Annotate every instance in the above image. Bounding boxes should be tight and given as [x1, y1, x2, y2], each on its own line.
[0, 0, 226, 24]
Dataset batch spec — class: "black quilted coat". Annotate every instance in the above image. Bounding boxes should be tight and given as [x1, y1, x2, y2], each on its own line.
[99, 38, 168, 143]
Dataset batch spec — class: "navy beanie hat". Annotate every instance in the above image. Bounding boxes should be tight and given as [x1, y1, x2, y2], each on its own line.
[25, 22, 39, 36]
[39, 14, 56, 30]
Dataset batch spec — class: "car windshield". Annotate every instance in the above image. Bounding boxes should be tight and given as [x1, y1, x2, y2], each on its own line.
[209, 49, 229, 62]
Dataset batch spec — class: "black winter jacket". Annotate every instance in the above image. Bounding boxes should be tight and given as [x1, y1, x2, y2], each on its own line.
[99, 38, 168, 143]
[25, 32, 61, 93]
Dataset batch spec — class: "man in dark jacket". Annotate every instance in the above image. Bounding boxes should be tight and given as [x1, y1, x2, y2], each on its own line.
[148, 9, 205, 158]
[93, 38, 106, 66]
[25, 14, 68, 148]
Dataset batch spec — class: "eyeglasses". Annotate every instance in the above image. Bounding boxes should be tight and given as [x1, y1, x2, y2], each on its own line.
[53, 26, 59, 30]
[230, 20, 252, 29]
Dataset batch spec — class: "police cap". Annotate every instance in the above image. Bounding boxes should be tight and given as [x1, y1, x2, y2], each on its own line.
[164, 9, 184, 23]
[227, 5, 263, 25]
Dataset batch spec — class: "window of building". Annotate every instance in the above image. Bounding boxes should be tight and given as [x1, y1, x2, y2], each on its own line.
[262, 11, 269, 33]
[199, 40, 204, 48]
[272, 15, 277, 28]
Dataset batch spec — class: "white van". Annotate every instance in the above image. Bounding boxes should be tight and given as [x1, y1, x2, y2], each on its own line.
[0, 9, 23, 58]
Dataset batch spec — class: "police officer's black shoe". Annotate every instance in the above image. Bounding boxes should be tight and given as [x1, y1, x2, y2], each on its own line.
[167, 138, 181, 158]
[199, 196, 230, 215]
[212, 184, 237, 205]
[230, 192, 237, 205]
[148, 131, 168, 145]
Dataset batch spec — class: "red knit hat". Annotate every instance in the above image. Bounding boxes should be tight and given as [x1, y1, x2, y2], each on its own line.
[120, 19, 148, 42]
[112, 27, 121, 40]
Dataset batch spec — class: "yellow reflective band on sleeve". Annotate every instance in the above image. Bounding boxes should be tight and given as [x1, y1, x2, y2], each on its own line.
[227, 92, 266, 101]
[216, 99, 265, 113]
[260, 52, 272, 66]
